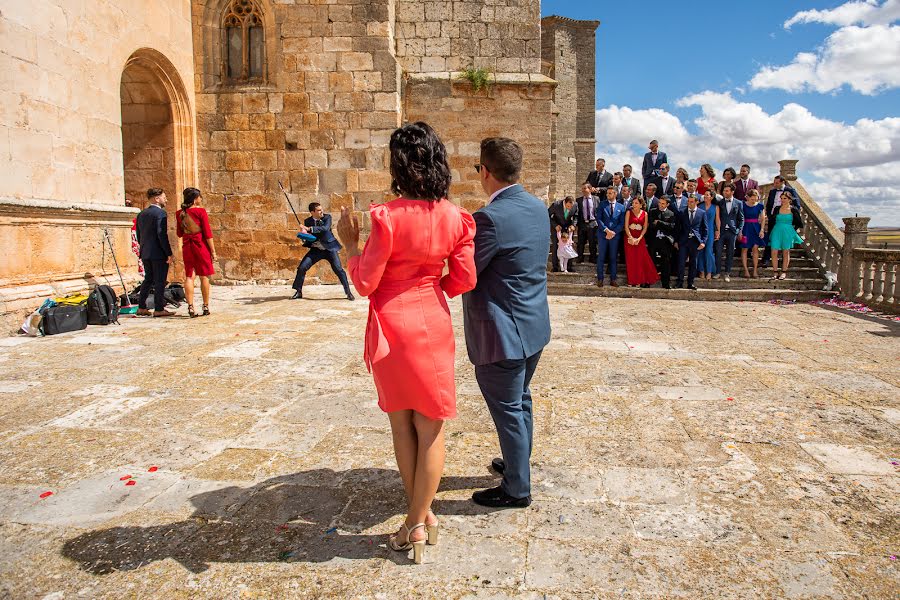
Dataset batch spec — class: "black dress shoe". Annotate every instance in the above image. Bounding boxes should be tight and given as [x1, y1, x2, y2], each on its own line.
[491, 458, 505, 474]
[688, 285, 698, 291]
[291, 291, 302, 299]
[346, 291, 355, 301]
[472, 486, 531, 509]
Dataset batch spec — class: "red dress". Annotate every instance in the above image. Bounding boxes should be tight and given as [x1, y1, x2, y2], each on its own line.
[623, 210, 659, 286]
[697, 177, 717, 196]
[176, 207, 215, 277]
[348, 199, 476, 420]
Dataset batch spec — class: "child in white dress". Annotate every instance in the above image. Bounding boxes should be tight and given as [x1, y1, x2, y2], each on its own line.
[557, 230, 578, 273]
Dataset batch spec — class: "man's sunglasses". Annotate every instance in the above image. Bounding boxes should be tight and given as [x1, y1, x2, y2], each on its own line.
[474, 164, 482, 173]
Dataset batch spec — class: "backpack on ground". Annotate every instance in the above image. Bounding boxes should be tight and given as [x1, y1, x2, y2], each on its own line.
[87, 284, 119, 325]
[40, 304, 88, 335]
[165, 283, 186, 305]
[122, 282, 185, 309]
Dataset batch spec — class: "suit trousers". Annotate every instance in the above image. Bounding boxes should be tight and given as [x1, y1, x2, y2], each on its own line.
[475, 350, 542, 499]
[597, 234, 619, 281]
[549, 229, 560, 271]
[719, 230, 737, 275]
[293, 248, 351, 293]
[576, 225, 597, 263]
[676, 239, 701, 287]
[653, 238, 674, 287]
[138, 259, 169, 311]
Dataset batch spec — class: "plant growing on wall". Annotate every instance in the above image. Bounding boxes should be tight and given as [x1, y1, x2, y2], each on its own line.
[458, 66, 492, 93]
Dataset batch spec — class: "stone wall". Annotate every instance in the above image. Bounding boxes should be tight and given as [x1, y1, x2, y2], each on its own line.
[0, 0, 196, 329]
[395, 0, 542, 74]
[192, 0, 401, 283]
[541, 16, 599, 199]
[403, 73, 555, 214]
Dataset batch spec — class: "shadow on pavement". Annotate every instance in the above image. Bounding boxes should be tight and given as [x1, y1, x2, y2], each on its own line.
[61, 468, 496, 574]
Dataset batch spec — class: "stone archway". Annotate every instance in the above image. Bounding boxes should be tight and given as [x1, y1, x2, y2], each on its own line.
[119, 48, 196, 281]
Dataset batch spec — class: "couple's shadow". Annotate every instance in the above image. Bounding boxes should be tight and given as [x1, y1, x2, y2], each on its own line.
[62, 468, 497, 574]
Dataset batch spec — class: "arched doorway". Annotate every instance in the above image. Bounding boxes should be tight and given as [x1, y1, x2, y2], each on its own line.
[119, 48, 196, 281]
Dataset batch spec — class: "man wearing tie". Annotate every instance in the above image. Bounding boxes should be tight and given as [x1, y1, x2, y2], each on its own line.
[674, 195, 708, 290]
[651, 163, 675, 198]
[585, 158, 614, 198]
[718, 183, 744, 282]
[622, 164, 641, 197]
[575, 183, 599, 264]
[641, 140, 668, 183]
[548, 196, 577, 272]
[612, 172, 625, 202]
[762, 175, 801, 266]
[596, 186, 626, 287]
[734, 164, 758, 201]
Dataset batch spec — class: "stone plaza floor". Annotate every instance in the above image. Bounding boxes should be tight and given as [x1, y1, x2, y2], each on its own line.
[0, 285, 898, 599]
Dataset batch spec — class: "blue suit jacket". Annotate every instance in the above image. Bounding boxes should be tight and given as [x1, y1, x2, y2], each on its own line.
[676, 207, 708, 245]
[135, 204, 173, 261]
[304, 214, 341, 251]
[642, 151, 668, 182]
[462, 185, 552, 367]
[598, 201, 626, 238]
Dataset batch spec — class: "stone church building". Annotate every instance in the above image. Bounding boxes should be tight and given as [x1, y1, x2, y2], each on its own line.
[0, 0, 597, 322]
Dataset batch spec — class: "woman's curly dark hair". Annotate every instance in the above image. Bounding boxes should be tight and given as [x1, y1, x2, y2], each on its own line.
[389, 122, 451, 201]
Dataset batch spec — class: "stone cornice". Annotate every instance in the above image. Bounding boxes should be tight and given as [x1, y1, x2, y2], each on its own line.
[407, 72, 558, 87]
[0, 197, 139, 222]
[541, 15, 601, 29]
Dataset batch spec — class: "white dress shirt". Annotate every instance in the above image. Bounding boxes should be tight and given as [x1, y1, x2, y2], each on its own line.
[489, 184, 516, 203]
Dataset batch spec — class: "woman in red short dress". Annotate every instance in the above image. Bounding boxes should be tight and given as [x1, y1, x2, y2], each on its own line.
[176, 187, 217, 317]
[623, 196, 660, 287]
[337, 122, 476, 563]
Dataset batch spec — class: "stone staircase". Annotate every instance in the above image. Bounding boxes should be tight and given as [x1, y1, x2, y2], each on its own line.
[547, 247, 838, 302]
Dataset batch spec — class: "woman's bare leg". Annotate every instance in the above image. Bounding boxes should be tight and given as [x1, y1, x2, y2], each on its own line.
[406, 412, 445, 542]
[184, 276, 195, 307]
[200, 276, 211, 306]
[388, 410, 417, 508]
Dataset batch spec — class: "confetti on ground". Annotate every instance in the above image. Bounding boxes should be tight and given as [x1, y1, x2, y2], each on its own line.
[119, 475, 132, 481]
[727, 397, 735, 401]
[811, 297, 900, 321]
[147, 466, 158, 472]
[39, 491, 53, 499]
[276, 524, 289, 532]
[768, 299, 796, 306]
[125, 480, 136, 486]
[325, 527, 337, 534]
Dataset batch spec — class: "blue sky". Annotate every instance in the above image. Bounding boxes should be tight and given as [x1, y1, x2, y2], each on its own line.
[541, 0, 900, 226]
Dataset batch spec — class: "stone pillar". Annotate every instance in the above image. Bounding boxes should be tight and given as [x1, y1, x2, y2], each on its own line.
[840, 217, 870, 298]
[778, 159, 799, 181]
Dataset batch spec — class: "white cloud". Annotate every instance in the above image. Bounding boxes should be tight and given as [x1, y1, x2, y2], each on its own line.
[594, 93, 900, 226]
[750, 24, 900, 95]
[784, 0, 900, 29]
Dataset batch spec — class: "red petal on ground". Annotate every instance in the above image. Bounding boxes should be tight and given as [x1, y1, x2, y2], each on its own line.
[120, 475, 132, 480]
[39, 491, 53, 499]
[125, 480, 136, 486]
[147, 466, 158, 472]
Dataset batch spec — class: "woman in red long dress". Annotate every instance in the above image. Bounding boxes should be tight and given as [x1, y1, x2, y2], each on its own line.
[623, 196, 660, 287]
[337, 122, 476, 563]
[697, 163, 717, 196]
[176, 187, 217, 318]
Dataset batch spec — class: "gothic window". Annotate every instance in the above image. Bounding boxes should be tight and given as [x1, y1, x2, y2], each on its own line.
[222, 0, 265, 84]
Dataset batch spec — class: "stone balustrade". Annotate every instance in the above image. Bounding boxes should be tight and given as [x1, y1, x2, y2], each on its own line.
[849, 248, 899, 312]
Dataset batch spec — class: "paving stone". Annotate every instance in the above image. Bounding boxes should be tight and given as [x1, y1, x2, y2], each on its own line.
[603, 467, 691, 505]
[800, 442, 895, 475]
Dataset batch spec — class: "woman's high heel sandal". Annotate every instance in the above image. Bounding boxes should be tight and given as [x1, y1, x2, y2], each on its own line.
[188, 304, 198, 318]
[202, 304, 210, 316]
[389, 523, 427, 564]
[426, 522, 439, 546]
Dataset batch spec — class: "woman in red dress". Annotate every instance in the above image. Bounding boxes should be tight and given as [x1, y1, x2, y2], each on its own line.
[176, 187, 217, 318]
[623, 196, 660, 287]
[697, 163, 717, 196]
[337, 122, 476, 563]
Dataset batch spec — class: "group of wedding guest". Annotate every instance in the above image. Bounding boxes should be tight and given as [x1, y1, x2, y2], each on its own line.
[549, 140, 805, 289]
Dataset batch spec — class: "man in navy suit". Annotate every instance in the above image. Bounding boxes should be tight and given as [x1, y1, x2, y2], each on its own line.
[674, 195, 708, 290]
[464, 137, 551, 509]
[292, 202, 354, 300]
[135, 188, 174, 317]
[718, 183, 745, 282]
[596, 186, 626, 287]
[641, 140, 668, 183]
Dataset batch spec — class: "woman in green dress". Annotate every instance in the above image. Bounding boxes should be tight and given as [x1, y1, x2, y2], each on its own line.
[769, 191, 805, 280]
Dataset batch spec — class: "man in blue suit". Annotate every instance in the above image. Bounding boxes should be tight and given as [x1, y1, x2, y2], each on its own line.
[641, 140, 668, 183]
[136, 188, 174, 317]
[596, 186, 626, 287]
[674, 195, 708, 290]
[464, 137, 551, 509]
[291, 202, 354, 300]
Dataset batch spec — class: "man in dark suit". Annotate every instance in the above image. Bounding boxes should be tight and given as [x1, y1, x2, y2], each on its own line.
[596, 186, 626, 287]
[611, 172, 625, 201]
[734, 164, 758, 201]
[136, 187, 174, 317]
[674, 195, 708, 290]
[465, 137, 551, 509]
[575, 183, 599, 263]
[641, 140, 668, 183]
[292, 202, 354, 300]
[585, 158, 613, 198]
[718, 183, 745, 282]
[650, 163, 675, 198]
[622, 164, 641, 197]
[762, 175, 802, 266]
[650, 195, 677, 289]
[548, 196, 577, 272]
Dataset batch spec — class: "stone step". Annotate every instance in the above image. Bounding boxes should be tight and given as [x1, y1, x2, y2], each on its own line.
[547, 282, 837, 302]
[548, 273, 828, 291]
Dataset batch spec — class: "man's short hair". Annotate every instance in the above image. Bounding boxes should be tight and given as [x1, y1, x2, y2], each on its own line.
[649, 139, 658, 145]
[688, 178, 697, 183]
[480, 137, 522, 184]
[614, 171, 623, 178]
[645, 183, 657, 189]
[722, 182, 735, 192]
[623, 164, 633, 170]
[606, 187, 617, 196]
[308, 202, 321, 212]
[563, 196, 574, 205]
[658, 195, 669, 205]
[660, 163, 669, 169]
[147, 188, 164, 200]
[596, 157, 605, 163]
[582, 182, 592, 190]
[774, 175, 784, 183]
[741, 164, 751, 170]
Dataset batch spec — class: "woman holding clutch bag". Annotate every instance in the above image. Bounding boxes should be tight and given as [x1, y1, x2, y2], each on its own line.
[176, 187, 217, 317]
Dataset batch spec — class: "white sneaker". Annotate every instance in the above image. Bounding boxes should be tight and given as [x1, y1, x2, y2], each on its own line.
[724, 275, 730, 282]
